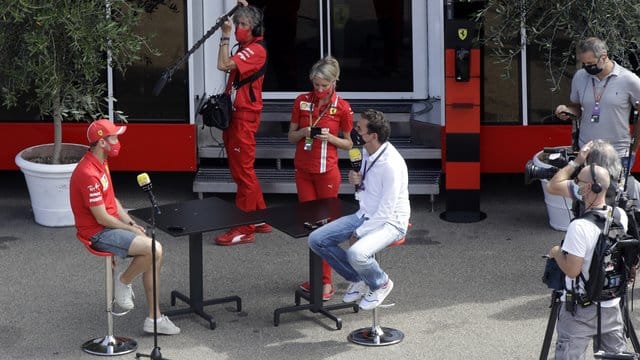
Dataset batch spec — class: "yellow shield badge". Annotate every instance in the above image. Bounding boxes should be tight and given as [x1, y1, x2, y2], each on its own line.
[457, 28, 468, 41]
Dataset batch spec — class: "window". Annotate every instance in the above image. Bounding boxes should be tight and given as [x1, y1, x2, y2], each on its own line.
[261, 0, 422, 99]
[112, 0, 188, 122]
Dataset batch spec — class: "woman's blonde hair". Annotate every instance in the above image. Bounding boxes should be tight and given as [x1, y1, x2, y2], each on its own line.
[309, 56, 340, 82]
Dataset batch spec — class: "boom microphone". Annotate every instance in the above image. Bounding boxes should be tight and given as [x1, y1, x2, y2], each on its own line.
[348, 148, 362, 171]
[152, 71, 171, 97]
[151, 4, 242, 96]
[137, 173, 161, 214]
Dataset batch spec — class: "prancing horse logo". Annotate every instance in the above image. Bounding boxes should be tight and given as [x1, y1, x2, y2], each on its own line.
[458, 28, 468, 41]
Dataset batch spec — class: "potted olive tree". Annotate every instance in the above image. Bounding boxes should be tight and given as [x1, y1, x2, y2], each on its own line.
[0, 1, 149, 226]
[478, 1, 640, 90]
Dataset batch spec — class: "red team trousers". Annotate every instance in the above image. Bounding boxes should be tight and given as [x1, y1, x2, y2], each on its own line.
[223, 110, 266, 213]
[295, 166, 342, 284]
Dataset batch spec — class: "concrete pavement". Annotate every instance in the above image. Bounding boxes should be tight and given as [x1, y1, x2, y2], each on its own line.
[1, 170, 637, 359]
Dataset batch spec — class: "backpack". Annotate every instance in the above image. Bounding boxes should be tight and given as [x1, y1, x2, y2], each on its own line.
[579, 211, 628, 302]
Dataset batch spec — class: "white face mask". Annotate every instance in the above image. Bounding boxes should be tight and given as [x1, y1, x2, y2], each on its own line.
[571, 181, 583, 201]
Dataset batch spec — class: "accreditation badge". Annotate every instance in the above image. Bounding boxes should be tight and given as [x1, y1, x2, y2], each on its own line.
[300, 101, 313, 111]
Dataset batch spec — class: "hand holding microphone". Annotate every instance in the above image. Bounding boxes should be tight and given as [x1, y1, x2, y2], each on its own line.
[137, 172, 161, 214]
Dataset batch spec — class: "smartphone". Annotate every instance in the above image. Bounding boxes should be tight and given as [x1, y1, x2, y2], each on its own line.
[310, 127, 322, 137]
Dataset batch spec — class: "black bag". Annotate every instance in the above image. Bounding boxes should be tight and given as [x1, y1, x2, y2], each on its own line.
[542, 257, 565, 290]
[199, 92, 232, 130]
[199, 41, 267, 130]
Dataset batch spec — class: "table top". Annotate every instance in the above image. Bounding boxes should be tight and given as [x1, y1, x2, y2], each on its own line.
[257, 198, 358, 238]
[129, 197, 264, 237]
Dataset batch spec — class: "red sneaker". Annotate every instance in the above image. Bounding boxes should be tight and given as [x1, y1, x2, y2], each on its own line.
[254, 223, 272, 233]
[299, 281, 334, 301]
[215, 226, 255, 246]
[299, 281, 311, 293]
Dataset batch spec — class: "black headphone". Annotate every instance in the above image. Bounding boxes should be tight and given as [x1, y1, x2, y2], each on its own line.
[250, 7, 264, 37]
[589, 163, 603, 194]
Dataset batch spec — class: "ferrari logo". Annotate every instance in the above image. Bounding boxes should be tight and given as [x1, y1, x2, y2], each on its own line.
[458, 28, 468, 41]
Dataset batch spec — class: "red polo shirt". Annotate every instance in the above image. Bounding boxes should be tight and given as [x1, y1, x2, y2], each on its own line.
[70, 151, 118, 241]
[226, 37, 266, 112]
[291, 92, 353, 173]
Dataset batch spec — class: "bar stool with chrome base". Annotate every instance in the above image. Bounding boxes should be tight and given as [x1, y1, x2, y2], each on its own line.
[78, 236, 138, 356]
[347, 226, 409, 347]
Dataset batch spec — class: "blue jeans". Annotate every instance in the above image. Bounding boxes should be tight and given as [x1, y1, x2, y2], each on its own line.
[308, 213, 405, 291]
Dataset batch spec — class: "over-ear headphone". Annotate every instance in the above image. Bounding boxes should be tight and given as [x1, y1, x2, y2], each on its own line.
[250, 7, 264, 37]
[589, 163, 603, 194]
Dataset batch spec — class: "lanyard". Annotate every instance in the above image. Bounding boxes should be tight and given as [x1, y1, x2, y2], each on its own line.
[308, 96, 337, 128]
[592, 76, 612, 104]
[361, 144, 388, 183]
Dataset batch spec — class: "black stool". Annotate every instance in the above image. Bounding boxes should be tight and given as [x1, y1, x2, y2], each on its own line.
[79, 236, 137, 356]
[348, 235, 406, 346]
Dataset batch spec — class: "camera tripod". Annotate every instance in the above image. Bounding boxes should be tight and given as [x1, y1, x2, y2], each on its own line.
[539, 289, 640, 359]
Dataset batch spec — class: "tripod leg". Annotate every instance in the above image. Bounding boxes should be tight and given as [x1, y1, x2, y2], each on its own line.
[622, 296, 640, 353]
[540, 292, 563, 360]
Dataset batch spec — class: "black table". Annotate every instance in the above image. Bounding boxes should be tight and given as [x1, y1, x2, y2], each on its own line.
[130, 197, 264, 330]
[260, 197, 360, 330]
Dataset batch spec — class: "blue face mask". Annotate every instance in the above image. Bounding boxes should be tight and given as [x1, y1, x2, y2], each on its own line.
[571, 181, 583, 201]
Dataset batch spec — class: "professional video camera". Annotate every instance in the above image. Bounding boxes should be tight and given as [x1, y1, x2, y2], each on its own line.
[524, 147, 577, 185]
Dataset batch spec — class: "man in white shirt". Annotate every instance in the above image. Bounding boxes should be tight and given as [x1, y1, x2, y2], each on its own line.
[548, 164, 628, 359]
[308, 109, 410, 310]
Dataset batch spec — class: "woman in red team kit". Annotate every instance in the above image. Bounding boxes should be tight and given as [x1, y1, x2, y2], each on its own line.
[288, 56, 354, 300]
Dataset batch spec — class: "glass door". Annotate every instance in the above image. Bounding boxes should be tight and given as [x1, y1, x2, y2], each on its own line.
[261, 0, 427, 100]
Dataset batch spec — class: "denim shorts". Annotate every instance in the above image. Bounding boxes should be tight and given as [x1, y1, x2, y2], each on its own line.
[90, 228, 136, 258]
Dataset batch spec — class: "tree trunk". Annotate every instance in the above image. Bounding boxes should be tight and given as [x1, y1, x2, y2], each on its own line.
[52, 98, 63, 165]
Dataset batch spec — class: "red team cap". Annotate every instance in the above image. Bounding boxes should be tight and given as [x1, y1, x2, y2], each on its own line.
[87, 119, 127, 143]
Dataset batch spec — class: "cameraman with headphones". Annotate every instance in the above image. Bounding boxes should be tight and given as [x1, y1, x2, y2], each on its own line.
[547, 140, 622, 214]
[548, 164, 629, 359]
[215, 1, 271, 246]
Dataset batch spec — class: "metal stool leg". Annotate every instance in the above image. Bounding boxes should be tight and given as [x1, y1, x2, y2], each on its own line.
[82, 256, 137, 356]
[348, 251, 404, 346]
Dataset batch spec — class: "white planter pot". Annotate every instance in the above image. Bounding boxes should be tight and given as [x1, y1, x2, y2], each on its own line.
[15, 143, 88, 227]
[533, 150, 574, 231]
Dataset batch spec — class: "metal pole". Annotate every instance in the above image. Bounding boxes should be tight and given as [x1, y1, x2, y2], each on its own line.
[106, 0, 114, 122]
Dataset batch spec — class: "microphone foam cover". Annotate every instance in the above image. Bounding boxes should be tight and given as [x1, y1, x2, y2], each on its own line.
[137, 172, 151, 187]
[348, 148, 362, 162]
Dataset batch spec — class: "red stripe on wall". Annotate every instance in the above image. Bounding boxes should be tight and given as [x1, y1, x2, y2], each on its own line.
[445, 106, 480, 133]
[445, 162, 480, 189]
[3, 122, 196, 171]
[445, 78, 481, 105]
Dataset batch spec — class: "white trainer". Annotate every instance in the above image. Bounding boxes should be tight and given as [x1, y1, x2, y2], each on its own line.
[143, 315, 181, 335]
[114, 272, 134, 310]
[342, 281, 368, 303]
[359, 279, 394, 310]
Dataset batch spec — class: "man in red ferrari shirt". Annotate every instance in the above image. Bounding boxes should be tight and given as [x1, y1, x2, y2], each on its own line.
[215, 1, 272, 246]
[70, 119, 180, 335]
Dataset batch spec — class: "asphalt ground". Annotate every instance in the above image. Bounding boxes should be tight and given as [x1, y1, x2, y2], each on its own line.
[2, 170, 639, 360]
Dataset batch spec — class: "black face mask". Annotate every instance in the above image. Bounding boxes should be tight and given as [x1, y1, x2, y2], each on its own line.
[350, 128, 365, 146]
[583, 62, 603, 75]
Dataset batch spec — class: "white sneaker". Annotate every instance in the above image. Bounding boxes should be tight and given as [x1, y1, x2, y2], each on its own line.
[359, 279, 393, 310]
[114, 272, 134, 310]
[143, 315, 181, 335]
[342, 281, 368, 303]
